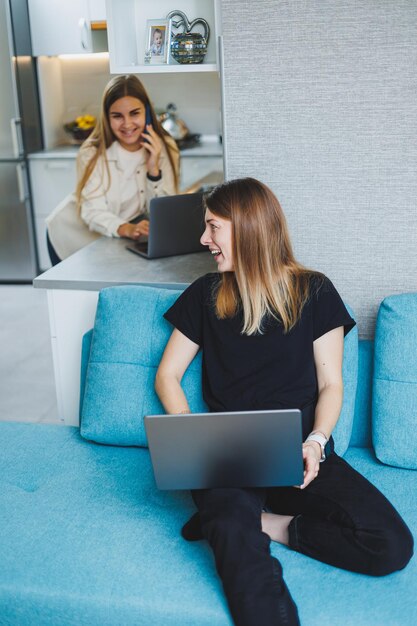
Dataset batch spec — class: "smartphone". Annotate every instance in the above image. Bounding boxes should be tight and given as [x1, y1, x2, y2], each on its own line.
[145, 104, 152, 128]
[142, 104, 152, 143]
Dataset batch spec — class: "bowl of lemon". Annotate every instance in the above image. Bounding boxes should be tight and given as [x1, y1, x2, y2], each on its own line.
[64, 114, 96, 143]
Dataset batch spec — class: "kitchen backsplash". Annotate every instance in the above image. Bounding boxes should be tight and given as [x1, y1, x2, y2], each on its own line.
[37, 54, 222, 149]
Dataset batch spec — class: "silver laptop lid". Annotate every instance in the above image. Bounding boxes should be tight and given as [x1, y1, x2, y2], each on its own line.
[144, 409, 303, 490]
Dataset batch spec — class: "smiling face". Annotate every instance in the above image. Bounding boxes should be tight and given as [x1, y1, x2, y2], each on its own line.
[153, 31, 163, 48]
[108, 96, 146, 151]
[200, 208, 234, 272]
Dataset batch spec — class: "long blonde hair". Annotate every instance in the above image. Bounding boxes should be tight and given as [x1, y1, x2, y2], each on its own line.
[75, 74, 179, 206]
[205, 178, 321, 334]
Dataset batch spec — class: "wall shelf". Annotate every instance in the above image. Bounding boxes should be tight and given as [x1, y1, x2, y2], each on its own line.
[113, 63, 218, 74]
[106, 0, 220, 74]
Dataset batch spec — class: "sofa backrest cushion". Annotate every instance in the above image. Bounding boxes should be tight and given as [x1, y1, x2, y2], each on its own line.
[80, 285, 358, 451]
[331, 303, 358, 455]
[80, 286, 208, 446]
[350, 340, 373, 448]
[373, 293, 417, 469]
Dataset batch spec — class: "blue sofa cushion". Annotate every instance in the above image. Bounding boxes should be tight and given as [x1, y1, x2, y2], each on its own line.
[373, 293, 417, 469]
[350, 340, 373, 448]
[80, 285, 208, 446]
[331, 303, 358, 455]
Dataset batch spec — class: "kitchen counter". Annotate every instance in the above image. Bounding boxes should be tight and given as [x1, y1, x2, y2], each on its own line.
[28, 145, 79, 159]
[28, 136, 223, 160]
[34, 237, 216, 426]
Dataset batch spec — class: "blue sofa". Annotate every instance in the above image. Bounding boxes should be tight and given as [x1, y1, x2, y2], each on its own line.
[1, 286, 416, 625]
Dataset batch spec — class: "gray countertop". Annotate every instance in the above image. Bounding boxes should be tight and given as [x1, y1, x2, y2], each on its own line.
[33, 237, 216, 291]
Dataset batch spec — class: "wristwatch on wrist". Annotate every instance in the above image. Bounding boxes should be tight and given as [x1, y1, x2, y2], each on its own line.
[305, 432, 328, 462]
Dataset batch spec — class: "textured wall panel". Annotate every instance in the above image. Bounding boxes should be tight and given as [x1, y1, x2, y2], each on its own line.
[221, 0, 417, 337]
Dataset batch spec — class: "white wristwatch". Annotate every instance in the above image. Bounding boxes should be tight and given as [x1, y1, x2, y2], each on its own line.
[305, 432, 328, 462]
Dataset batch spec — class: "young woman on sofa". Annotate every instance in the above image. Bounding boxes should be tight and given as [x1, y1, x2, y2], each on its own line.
[155, 177, 413, 626]
[46, 74, 179, 265]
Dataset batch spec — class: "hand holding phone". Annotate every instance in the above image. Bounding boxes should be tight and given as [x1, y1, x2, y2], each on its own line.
[141, 104, 162, 175]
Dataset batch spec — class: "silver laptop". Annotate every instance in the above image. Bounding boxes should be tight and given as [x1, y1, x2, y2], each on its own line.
[125, 192, 205, 259]
[144, 409, 303, 490]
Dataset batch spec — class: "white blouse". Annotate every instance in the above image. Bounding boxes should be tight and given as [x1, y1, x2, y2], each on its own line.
[80, 137, 179, 237]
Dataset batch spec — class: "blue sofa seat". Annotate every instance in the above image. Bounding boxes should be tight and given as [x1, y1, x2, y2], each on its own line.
[0, 290, 416, 625]
[1, 420, 416, 625]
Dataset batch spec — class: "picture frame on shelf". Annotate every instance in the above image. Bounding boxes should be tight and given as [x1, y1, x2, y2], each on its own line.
[144, 19, 170, 64]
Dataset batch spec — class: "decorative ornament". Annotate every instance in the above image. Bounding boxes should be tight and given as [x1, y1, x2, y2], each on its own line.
[167, 10, 210, 64]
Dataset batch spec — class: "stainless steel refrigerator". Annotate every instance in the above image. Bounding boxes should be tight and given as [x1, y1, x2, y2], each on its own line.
[0, 0, 43, 281]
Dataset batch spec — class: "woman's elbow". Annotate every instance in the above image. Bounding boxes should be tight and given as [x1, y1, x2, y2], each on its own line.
[154, 367, 176, 396]
[318, 379, 344, 401]
[154, 368, 165, 395]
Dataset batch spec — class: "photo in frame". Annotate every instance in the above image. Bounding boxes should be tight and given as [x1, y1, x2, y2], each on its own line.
[144, 19, 170, 64]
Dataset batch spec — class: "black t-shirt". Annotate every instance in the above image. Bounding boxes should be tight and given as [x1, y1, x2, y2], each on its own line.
[164, 273, 355, 437]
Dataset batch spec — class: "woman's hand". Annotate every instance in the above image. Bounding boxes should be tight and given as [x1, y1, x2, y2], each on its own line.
[141, 124, 163, 177]
[117, 220, 149, 240]
[300, 441, 322, 489]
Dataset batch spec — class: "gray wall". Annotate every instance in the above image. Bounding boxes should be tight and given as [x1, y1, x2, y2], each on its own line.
[221, 0, 417, 338]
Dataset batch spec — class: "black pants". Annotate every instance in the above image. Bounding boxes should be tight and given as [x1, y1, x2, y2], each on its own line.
[190, 453, 414, 626]
[46, 231, 61, 266]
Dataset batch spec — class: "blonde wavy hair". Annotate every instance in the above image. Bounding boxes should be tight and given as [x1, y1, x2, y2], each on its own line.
[75, 74, 179, 207]
[204, 178, 321, 334]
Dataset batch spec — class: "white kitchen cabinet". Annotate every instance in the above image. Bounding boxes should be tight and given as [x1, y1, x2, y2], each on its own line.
[88, 0, 106, 21]
[29, 157, 77, 269]
[28, 0, 107, 56]
[106, 0, 221, 74]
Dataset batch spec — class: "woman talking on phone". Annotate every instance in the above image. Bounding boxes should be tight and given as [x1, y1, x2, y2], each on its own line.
[155, 178, 413, 625]
[46, 74, 179, 265]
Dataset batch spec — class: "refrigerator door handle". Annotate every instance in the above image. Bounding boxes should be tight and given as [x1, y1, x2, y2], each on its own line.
[11, 117, 24, 158]
[16, 163, 29, 202]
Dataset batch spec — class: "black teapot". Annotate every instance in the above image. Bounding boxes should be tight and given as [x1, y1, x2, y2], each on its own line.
[167, 10, 210, 64]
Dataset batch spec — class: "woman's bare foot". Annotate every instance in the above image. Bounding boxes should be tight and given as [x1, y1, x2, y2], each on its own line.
[261, 512, 294, 545]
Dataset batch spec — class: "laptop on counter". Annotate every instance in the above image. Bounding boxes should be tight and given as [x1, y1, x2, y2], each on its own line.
[125, 192, 205, 259]
[144, 409, 304, 490]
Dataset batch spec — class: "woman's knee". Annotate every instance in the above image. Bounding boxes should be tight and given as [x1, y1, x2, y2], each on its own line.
[367, 518, 414, 576]
[198, 489, 265, 545]
[196, 488, 263, 526]
[203, 504, 256, 542]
